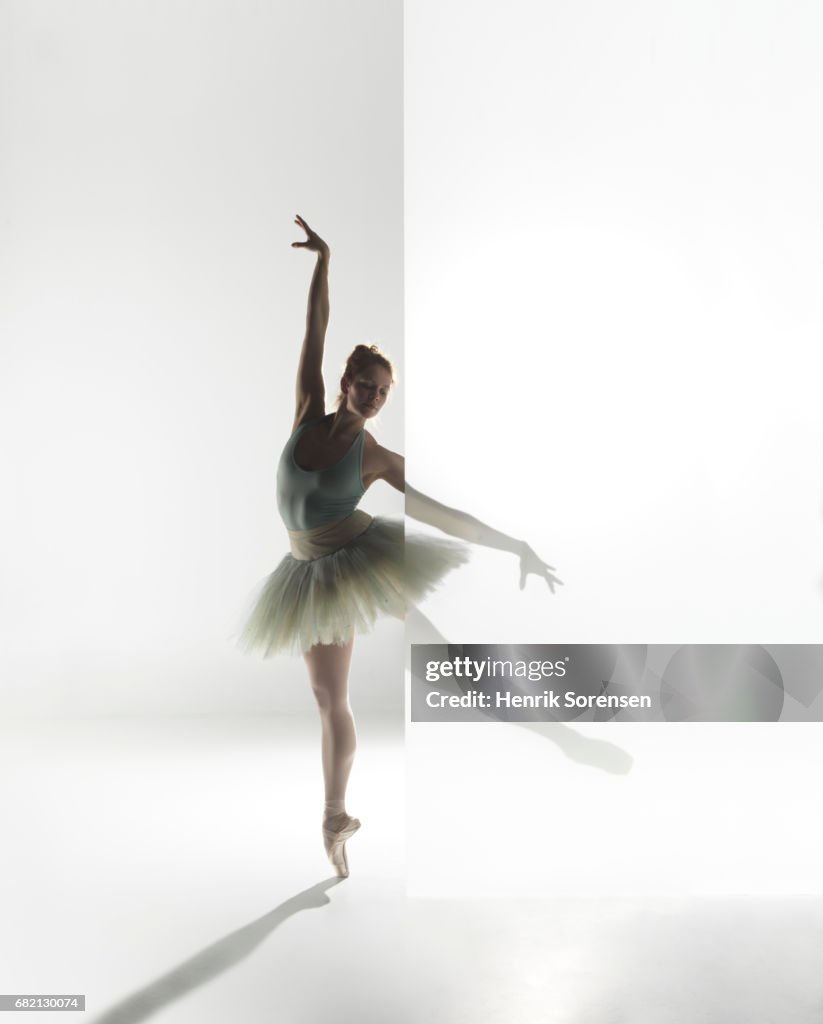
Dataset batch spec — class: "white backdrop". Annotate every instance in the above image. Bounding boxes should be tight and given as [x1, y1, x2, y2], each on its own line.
[405, 0, 823, 645]
[1, 0, 404, 714]
[405, 0, 823, 897]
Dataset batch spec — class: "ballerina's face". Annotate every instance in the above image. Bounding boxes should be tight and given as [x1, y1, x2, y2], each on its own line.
[342, 364, 392, 419]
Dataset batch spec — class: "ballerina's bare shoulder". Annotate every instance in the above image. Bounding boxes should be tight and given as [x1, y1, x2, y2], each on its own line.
[292, 415, 400, 490]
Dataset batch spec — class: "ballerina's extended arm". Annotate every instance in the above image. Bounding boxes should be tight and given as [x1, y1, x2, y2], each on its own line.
[367, 443, 563, 593]
[291, 214, 331, 430]
[406, 484, 563, 593]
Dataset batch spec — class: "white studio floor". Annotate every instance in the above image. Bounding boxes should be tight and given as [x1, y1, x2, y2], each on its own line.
[1, 714, 822, 1024]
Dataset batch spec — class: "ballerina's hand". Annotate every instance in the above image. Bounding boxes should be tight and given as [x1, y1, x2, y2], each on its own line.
[518, 543, 564, 594]
[291, 214, 330, 256]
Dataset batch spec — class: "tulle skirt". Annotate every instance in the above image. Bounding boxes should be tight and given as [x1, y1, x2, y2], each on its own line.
[236, 516, 469, 657]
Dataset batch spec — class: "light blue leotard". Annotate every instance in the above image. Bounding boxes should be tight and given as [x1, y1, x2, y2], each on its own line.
[276, 418, 366, 531]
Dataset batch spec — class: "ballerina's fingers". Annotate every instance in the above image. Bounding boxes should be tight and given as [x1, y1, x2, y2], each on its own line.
[291, 213, 329, 253]
[291, 213, 312, 247]
[519, 560, 563, 592]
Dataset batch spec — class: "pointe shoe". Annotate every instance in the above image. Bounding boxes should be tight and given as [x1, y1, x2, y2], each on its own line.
[322, 814, 361, 878]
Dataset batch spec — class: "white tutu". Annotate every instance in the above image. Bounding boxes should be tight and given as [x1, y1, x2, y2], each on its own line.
[236, 517, 469, 656]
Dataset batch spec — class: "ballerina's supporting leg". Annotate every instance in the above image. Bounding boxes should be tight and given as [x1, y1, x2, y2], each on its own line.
[303, 638, 361, 876]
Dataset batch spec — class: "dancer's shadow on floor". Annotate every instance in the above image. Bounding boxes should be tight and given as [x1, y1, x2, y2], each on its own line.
[407, 605, 634, 776]
[94, 878, 342, 1024]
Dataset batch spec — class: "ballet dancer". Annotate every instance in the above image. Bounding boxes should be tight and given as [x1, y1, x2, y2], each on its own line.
[239, 215, 561, 877]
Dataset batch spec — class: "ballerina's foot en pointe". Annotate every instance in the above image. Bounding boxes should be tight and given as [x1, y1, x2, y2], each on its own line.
[322, 810, 362, 879]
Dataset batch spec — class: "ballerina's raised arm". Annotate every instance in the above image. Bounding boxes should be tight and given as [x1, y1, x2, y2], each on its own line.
[291, 213, 331, 431]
